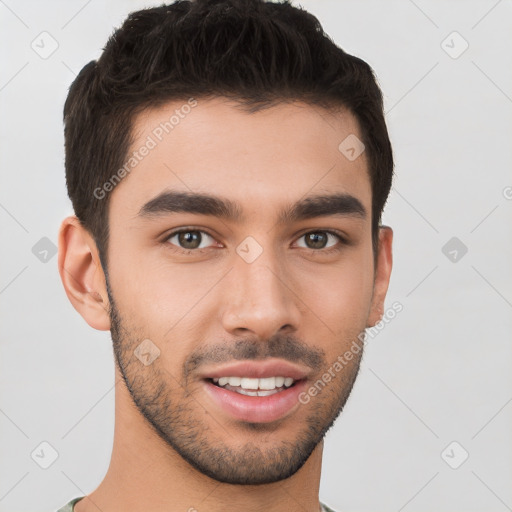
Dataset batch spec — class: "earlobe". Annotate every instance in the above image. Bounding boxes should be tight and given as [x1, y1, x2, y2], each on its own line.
[367, 226, 393, 327]
[58, 216, 111, 331]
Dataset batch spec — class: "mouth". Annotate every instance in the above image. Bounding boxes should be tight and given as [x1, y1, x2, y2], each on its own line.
[209, 376, 297, 396]
[200, 359, 310, 423]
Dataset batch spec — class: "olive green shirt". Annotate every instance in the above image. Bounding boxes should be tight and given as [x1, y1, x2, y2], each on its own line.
[57, 496, 338, 512]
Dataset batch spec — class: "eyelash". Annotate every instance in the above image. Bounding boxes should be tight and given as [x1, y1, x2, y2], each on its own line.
[162, 227, 349, 255]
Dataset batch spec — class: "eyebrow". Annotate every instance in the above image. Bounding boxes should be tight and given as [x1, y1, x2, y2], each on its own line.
[137, 190, 367, 224]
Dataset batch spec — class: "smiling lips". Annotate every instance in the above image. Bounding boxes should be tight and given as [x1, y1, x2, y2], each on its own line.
[201, 359, 310, 423]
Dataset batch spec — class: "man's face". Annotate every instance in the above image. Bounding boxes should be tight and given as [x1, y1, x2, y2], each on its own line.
[104, 98, 384, 484]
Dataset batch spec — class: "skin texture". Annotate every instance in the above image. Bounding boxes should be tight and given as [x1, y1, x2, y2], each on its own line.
[58, 97, 393, 512]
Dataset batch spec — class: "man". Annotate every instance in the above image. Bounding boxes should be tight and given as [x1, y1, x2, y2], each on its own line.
[57, 0, 393, 511]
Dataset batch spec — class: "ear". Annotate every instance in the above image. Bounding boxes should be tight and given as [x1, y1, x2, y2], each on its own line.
[367, 226, 393, 327]
[58, 216, 111, 331]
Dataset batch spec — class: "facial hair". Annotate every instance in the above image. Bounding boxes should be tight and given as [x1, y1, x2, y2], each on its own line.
[106, 276, 364, 485]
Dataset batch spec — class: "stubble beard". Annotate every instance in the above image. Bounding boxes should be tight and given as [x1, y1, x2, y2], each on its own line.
[106, 278, 363, 485]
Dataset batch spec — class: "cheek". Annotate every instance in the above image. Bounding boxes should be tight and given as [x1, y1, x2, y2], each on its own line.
[108, 246, 224, 345]
[297, 252, 375, 332]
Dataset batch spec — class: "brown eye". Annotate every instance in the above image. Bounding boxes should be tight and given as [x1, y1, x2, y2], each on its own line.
[166, 229, 215, 251]
[296, 231, 341, 251]
[304, 232, 328, 249]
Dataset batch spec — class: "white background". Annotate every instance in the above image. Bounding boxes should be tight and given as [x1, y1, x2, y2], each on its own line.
[1, 1, 511, 511]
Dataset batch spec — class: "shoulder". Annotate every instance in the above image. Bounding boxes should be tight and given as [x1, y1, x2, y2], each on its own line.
[56, 496, 84, 512]
[320, 502, 339, 512]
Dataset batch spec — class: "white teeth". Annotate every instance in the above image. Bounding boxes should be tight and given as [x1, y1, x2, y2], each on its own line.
[236, 388, 258, 396]
[240, 377, 259, 390]
[226, 387, 280, 397]
[258, 377, 276, 390]
[211, 376, 296, 391]
[257, 389, 279, 397]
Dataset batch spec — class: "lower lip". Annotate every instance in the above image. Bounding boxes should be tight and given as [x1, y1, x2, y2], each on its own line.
[203, 379, 308, 423]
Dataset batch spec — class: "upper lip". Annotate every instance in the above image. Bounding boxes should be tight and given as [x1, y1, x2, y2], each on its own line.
[199, 359, 311, 380]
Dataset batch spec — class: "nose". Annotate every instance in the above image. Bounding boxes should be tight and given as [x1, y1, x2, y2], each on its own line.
[221, 243, 301, 340]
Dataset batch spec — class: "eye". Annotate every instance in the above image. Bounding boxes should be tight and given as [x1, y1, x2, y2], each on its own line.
[163, 228, 347, 254]
[295, 230, 345, 251]
[164, 229, 217, 251]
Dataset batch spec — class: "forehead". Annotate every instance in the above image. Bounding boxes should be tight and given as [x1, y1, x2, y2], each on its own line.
[110, 97, 371, 220]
